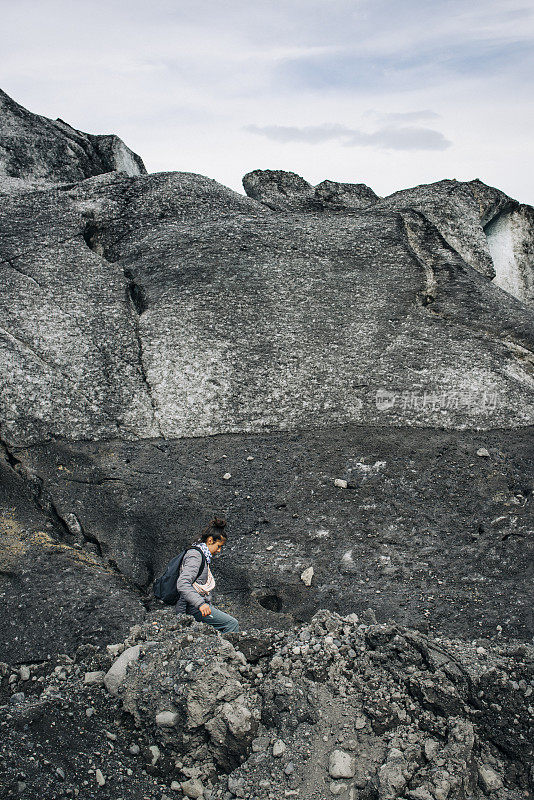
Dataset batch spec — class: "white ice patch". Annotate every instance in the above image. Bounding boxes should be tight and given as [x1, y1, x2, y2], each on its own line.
[485, 209, 534, 305]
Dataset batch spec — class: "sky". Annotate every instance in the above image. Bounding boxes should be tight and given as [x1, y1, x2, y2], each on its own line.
[1, 0, 533, 203]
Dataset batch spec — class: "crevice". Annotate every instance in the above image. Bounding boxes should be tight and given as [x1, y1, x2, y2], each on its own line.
[0, 432, 106, 557]
[400, 211, 439, 307]
[123, 272, 162, 438]
[124, 268, 148, 315]
[0, 257, 42, 288]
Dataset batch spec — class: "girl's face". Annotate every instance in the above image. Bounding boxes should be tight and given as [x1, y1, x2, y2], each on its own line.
[206, 536, 226, 555]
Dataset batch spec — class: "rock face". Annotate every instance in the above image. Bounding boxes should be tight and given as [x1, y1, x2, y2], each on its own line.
[0, 88, 146, 184]
[0, 90, 533, 666]
[0, 611, 532, 799]
[0, 448, 145, 663]
[1, 169, 534, 447]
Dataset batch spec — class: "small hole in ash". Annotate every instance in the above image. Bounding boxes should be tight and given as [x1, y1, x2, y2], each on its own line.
[258, 594, 283, 612]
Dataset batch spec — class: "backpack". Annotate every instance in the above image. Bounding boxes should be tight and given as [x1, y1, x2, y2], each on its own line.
[152, 546, 207, 605]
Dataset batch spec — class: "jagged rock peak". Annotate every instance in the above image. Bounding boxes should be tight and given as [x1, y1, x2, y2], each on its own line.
[0, 87, 146, 184]
[242, 168, 379, 212]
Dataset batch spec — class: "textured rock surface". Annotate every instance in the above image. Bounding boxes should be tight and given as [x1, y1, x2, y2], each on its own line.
[0, 448, 145, 663]
[2, 171, 534, 446]
[0, 91, 533, 671]
[0, 88, 146, 183]
[0, 611, 532, 799]
[4, 424, 532, 643]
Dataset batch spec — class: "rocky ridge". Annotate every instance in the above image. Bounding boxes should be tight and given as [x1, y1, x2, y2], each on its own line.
[1, 611, 533, 799]
[0, 87, 533, 800]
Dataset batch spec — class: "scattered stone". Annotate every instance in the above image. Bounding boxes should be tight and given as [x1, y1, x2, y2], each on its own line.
[423, 739, 440, 761]
[104, 645, 141, 695]
[300, 567, 314, 587]
[328, 749, 356, 779]
[478, 765, 504, 792]
[222, 473, 231, 480]
[156, 711, 179, 727]
[334, 479, 348, 489]
[19, 666, 31, 681]
[476, 447, 490, 457]
[181, 777, 204, 798]
[84, 671, 105, 686]
[272, 740, 286, 757]
[95, 769, 105, 787]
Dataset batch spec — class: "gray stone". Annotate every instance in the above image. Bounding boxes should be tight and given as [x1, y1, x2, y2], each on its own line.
[328, 749, 356, 779]
[181, 777, 204, 799]
[84, 671, 105, 686]
[478, 765, 504, 792]
[156, 711, 179, 727]
[272, 739, 286, 757]
[242, 169, 320, 212]
[104, 645, 141, 695]
[300, 567, 314, 587]
[315, 179, 379, 210]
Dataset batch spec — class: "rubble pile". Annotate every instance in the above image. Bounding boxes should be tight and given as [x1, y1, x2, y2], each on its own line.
[1, 610, 532, 799]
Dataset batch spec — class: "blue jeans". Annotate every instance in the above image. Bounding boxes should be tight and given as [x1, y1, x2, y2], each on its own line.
[190, 606, 239, 633]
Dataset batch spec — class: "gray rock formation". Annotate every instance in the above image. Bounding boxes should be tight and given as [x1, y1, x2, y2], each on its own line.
[0, 88, 146, 184]
[0, 91, 533, 665]
[1, 611, 532, 798]
[1, 168, 533, 447]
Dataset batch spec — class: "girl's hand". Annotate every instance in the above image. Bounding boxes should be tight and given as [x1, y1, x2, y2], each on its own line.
[199, 603, 211, 617]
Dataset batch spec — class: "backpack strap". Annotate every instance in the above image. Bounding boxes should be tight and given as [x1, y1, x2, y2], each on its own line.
[184, 545, 206, 583]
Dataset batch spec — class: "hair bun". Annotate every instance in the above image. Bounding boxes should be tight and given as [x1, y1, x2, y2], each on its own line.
[212, 517, 227, 529]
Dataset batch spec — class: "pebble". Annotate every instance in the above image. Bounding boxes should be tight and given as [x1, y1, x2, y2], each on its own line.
[156, 711, 179, 727]
[478, 764, 503, 791]
[84, 671, 105, 686]
[95, 769, 105, 787]
[476, 448, 490, 457]
[334, 479, 348, 488]
[329, 749, 356, 779]
[129, 744, 140, 755]
[222, 473, 231, 480]
[272, 740, 286, 757]
[19, 666, 31, 681]
[300, 566, 314, 587]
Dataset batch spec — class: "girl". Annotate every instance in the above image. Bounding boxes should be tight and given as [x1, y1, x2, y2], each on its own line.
[175, 517, 239, 633]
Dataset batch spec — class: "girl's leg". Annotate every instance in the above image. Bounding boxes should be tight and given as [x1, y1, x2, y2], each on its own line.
[190, 606, 239, 633]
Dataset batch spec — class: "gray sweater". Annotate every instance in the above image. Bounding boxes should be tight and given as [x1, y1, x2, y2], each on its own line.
[175, 548, 212, 614]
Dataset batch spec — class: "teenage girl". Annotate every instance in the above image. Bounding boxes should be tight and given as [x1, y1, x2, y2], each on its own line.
[175, 517, 239, 633]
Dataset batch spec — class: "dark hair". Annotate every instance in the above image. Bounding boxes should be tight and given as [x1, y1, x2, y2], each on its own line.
[199, 517, 227, 543]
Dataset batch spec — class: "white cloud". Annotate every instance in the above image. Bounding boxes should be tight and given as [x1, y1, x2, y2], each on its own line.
[0, 0, 532, 204]
[245, 123, 451, 151]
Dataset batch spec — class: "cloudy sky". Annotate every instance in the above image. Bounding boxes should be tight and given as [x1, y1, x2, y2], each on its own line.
[2, 0, 533, 203]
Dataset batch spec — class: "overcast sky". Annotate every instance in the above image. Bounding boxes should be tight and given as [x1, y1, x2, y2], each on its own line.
[2, 0, 533, 203]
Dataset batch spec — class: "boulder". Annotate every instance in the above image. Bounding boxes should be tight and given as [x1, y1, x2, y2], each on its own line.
[0, 88, 146, 184]
[104, 645, 141, 696]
